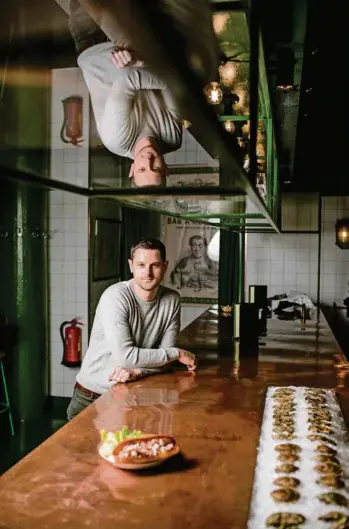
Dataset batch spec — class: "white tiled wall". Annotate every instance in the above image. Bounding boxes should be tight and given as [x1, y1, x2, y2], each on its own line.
[246, 231, 319, 302]
[49, 191, 89, 397]
[246, 194, 349, 307]
[49, 67, 90, 397]
[321, 197, 349, 305]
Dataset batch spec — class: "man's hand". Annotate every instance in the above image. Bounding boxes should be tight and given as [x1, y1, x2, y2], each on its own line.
[110, 49, 144, 69]
[178, 349, 198, 371]
[108, 366, 142, 384]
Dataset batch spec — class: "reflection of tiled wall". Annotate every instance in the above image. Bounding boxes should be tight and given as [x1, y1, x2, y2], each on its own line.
[50, 67, 89, 186]
[165, 129, 218, 166]
[49, 67, 89, 398]
[246, 195, 349, 307]
[180, 305, 209, 330]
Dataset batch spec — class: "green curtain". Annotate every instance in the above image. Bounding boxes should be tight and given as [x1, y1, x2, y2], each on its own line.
[218, 229, 243, 306]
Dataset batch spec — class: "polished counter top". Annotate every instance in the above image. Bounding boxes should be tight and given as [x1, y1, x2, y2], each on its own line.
[1, 311, 349, 529]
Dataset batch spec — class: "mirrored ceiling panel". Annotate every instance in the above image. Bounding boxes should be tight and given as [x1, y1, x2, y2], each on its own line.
[0, 1, 279, 232]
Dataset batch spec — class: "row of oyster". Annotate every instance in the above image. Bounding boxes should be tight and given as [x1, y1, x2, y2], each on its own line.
[266, 387, 349, 529]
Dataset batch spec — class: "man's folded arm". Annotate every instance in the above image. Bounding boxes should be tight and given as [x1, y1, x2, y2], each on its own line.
[100, 68, 169, 153]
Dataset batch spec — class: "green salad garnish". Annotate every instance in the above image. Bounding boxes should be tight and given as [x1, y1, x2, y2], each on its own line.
[99, 426, 143, 444]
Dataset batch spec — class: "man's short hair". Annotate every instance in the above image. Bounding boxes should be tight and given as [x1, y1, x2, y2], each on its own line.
[189, 235, 207, 247]
[130, 238, 166, 261]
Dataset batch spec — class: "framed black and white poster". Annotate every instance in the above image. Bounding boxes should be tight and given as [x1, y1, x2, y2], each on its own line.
[162, 172, 219, 304]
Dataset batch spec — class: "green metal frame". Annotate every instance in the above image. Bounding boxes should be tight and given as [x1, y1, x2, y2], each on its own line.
[0, 359, 15, 436]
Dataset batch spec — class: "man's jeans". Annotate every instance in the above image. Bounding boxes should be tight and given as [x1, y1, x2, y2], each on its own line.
[66, 386, 100, 420]
[68, 0, 109, 54]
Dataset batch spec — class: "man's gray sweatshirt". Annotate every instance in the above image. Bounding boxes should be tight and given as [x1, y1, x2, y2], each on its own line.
[76, 280, 180, 393]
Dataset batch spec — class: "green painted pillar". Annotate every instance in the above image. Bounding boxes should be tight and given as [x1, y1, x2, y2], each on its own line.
[0, 0, 50, 422]
[0, 180, 49, 422]
[14, 185, 49, 421]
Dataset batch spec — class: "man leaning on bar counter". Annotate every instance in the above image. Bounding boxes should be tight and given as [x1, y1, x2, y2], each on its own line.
[67, 237, 198, 420]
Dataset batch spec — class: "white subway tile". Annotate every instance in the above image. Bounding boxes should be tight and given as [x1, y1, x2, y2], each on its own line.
[247, 262, 257, 275]
[76, 261, 87, 275]
[76, 303, 88, 318]
[76, 246, 88, 260]
[65, 232, 77, 247]
[272, 248, 283, 261]
[271, 262, 283, 275]
[257, 261, 270, 274]
[296, 261, 309, 274]
[50, 382, 64, 397]
[257, 247, 270, 260]
[77, 290, 88, 303]
[63, 288, 76, 302]
[63, 367, 79, 384]
[63, 385, 75, 398]
[51, 300, 64, 316]
[63, 273, 76, 288]
[63, 301, 78, 317]
[51, 261, 64, 274]
[64, 245, 76, 262]
[76, 205, 88, 218]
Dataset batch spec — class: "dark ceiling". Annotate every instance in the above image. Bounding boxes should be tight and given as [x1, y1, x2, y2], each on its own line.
[261, 0, 348, 194]
[294, 0, 348, 194]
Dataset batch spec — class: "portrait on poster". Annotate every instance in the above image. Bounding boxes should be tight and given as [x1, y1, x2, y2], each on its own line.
[163, 218, 219, 303]
[162, 171, 219, 303]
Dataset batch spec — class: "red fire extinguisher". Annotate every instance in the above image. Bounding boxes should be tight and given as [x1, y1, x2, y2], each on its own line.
[60, 318, 84, 367]
[60, 96, 84, 147]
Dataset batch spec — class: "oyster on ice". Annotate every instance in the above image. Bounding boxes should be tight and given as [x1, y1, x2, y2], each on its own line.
[271, 488, 300, 503]
[266, 512, 305, 528]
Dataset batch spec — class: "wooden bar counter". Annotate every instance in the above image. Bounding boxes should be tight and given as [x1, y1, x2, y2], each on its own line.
[1, 310, 349, 529]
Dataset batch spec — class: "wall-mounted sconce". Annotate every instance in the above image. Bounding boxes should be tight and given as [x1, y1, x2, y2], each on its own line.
[61, 96, 84, 146]
[223, 120, 235, 133]
[204, 81, 223, 105]
[336, 219, 349, 249]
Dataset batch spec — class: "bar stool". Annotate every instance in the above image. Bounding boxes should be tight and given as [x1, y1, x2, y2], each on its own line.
[0, 352, 15, 436]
